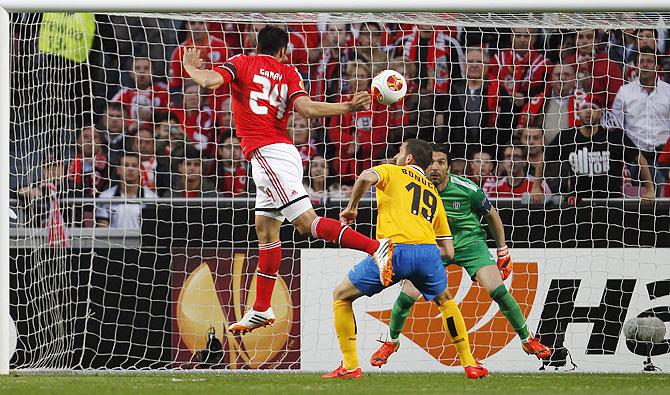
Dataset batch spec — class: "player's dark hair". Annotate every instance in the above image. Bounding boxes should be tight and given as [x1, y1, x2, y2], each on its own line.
[431, 143, 452, 166]
[404, 138, 433, 170]
[636, 46, 657, 65]
[257, 25, 289, 56]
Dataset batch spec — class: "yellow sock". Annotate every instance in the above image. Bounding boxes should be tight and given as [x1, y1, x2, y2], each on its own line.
[438, 299, 477, 367]
[333, 299, 359, 370]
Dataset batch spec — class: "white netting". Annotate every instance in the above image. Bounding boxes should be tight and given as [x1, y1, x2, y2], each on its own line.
[7, 12, 670, 371]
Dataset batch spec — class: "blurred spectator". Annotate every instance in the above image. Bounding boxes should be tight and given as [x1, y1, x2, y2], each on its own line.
[304, 154, 350, 202]
[172, 80, 217, 157]
[619, 29, 659, 81]
[96, 152, 158, 228]
[442, 47, 501, 157]
[484, 145, 546, 197]
[154, 111, 187, 157]
[326, 60, 389, 184]
[613, 46, 670, 191]
[16, 158, 71, 229]
[67, 126, 109, 198]
[205, 135, 248, 195]
[487, 28, 551, 126]
[355, 22, 391, 75]
[450, 158, 466, 176]
[289, 114, 317, 168]
[544, 103, 655, 199]
[99, 101, 129, 155]
[111, 57, 169, 130]
[169, 20, 229, 105]
[217, 95, 235, 135]
[129, 128, 170, 193]
[466, 150, 496, 188]
[519, 127, 545, 176]
[563, 29, 623, 109]
[401, 25, 462, 140]
[519, 64, 587, 144]
[208, 21, 244, 54]
[289, 22, 321, 63]
[311, 23, 354, 104]
[164, 145, 218, 198]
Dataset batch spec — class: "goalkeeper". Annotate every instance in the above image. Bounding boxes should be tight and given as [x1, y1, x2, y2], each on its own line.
[370, 144, 551, 367]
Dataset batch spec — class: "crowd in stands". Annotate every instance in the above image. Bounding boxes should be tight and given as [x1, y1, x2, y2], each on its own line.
[10, 15, 670, 231]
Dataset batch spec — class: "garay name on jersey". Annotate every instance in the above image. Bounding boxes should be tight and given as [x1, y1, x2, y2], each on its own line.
[259, 68, 283, 81]
[401, 167, 432, 188]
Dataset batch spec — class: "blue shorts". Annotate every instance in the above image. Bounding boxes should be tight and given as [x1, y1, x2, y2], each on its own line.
[348, 243, 447, 301]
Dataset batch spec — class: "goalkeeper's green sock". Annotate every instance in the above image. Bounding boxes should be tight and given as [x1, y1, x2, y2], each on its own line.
[490, 284, 530, 341]
[388, 292, 416, 342]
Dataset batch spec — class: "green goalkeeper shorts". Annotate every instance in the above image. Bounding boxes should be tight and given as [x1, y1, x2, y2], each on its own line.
[443, 240, 496, 280]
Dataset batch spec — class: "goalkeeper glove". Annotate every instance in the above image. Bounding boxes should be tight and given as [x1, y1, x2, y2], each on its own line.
[496, 246, 512, 280]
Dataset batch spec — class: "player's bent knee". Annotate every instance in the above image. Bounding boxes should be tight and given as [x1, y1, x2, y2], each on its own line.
[291, 210, 317, 236]
[333, 278, 362, 301]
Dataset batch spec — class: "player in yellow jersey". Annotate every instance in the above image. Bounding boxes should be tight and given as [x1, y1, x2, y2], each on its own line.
[322, 139, 488, 379]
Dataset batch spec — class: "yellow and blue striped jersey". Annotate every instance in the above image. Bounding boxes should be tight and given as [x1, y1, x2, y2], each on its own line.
[370, 164, 452, 244]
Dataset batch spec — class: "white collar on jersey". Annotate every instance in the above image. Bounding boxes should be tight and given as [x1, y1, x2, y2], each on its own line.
[407, 164, 426, 175]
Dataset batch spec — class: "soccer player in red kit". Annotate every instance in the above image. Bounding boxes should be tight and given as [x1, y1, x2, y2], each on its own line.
[183, 25, 393, 334]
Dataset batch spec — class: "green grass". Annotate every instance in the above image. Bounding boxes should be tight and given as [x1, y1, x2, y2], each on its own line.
[0, 372, 668, 395]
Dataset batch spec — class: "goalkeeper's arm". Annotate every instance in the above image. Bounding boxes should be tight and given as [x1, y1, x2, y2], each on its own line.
[183, 48, 225, 90]
[484, 207, 506, 249]
[485, 207, 513, 279]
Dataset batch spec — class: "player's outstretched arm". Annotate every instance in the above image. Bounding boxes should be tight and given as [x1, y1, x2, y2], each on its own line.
[183, 48, 225, 90]
[339, 169, 379, 225]
[293, 91, 371, 119]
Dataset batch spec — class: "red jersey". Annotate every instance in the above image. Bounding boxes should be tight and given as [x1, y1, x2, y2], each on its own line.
[111, 83, 169, 121]
[171, 107, 217, 157]
[213, 54, 308, 159]
[483, 176, 544, 198]
[170, 35, 229, 90]
[487, 49, 551, 98]
[563, 51, 623, 109]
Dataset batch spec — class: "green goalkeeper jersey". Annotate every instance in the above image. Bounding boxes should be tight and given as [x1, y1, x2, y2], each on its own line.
[438, 174, 492, 249]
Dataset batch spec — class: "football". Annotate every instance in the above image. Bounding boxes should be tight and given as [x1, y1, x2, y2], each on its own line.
[371, 69, 408, 106]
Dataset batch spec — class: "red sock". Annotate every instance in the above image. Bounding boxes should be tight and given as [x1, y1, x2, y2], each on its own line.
[253, 241, 282, 312]
[312, 217, 379, 256]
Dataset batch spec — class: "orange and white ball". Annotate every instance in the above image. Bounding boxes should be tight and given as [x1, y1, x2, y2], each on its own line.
[371, 69, 407, 106]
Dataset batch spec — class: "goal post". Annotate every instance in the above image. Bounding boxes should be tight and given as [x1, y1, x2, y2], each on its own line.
[3, 2, 670, 374]
[1, 4, 10, 377]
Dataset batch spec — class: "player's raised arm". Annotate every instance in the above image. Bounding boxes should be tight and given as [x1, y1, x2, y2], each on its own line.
[339, 169, 379, 225]
[293, 91, 371, 119]
[182, 48, 225, 90]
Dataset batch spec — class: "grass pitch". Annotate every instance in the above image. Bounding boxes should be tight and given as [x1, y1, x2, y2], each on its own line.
[0, 372, 668, 395]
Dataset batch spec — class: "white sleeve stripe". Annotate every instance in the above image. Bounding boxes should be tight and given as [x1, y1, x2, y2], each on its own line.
[436, 236, 453, 240]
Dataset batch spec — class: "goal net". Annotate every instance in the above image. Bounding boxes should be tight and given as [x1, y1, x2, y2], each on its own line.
[7, 10, 670, 372]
